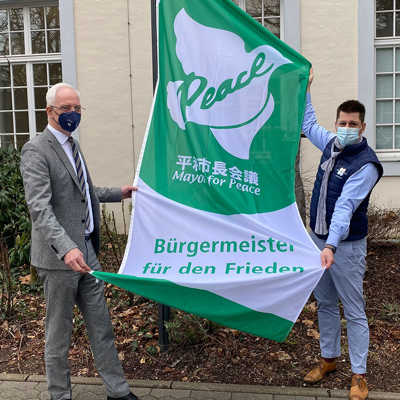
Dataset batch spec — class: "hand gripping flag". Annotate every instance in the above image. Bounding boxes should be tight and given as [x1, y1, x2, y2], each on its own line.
[93, 0, 323, 342]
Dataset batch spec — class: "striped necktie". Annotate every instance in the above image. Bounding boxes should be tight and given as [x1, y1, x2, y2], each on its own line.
[67, 136, 90, 231]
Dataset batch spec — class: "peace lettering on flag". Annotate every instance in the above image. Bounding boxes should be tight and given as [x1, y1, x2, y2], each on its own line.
[93, 0, 322, 342]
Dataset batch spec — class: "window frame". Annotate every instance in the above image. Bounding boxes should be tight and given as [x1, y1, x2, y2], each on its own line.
[0, 0, 77, 147]
[236, 0, 282, 38]
[359, 0, 400, 175]
[235, 0, 301, 51]
[0, 4, 62, 146]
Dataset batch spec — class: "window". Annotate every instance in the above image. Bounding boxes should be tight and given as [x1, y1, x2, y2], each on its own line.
[0, 4, 62, 149]
[233, 0, 281, 38]
[375, 0, 400, 151]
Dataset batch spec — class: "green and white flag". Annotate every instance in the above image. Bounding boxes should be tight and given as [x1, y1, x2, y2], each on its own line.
[93, 0, 323, 342]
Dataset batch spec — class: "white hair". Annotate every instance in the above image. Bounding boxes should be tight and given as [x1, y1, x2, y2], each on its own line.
[46, 82, 80, 106]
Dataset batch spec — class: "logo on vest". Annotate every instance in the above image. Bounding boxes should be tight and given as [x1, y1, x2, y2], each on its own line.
[166, 9, 292, 159]
[336, 167, 347, 177]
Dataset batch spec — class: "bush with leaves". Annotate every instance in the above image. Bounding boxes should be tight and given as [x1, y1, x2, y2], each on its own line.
[165, 309, 220, 346]
[0, 147, 33, 319]
[0, 147, 31, 268]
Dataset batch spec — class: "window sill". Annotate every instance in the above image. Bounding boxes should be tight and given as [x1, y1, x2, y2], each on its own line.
[377, 153, 400, 176]
[376, 152, 400, 162]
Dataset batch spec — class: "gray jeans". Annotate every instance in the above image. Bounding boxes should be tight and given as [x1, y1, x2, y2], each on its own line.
[37, 239, 130, 400]
[311, 232, 368, 374]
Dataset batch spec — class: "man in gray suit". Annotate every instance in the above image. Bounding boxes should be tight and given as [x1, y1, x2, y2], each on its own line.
[20, 83, 139, 400]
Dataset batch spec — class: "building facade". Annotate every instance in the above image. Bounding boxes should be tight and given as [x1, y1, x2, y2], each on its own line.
[0, 0, 398, 219]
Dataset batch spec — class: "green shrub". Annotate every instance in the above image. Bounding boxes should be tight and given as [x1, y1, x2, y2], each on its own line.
[165, 309, 220, 346]
[0, 147, 31, 268]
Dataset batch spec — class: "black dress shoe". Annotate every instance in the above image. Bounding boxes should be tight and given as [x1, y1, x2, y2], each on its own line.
[107, 392, 139, 400]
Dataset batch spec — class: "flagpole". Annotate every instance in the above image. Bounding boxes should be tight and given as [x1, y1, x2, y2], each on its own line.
[151, 0, 158, 90]
[151, 0, 170, 352]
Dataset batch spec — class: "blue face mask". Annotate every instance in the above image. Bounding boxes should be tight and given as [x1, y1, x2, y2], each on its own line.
[336, 127, 360, 147]
[58, 111, 81, 132]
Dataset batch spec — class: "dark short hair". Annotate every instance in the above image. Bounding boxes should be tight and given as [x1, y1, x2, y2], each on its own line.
[336, 100, 365, 123]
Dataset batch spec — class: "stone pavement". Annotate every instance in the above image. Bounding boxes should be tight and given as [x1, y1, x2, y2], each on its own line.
[1, 374, 400, 400]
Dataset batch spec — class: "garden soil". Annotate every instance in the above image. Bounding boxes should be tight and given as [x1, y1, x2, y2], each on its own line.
[0, 241, 399, 393]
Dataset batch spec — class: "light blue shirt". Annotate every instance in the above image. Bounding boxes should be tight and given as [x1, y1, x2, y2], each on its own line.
[47, 125, 94, 235]
[302, 93, 379, 247]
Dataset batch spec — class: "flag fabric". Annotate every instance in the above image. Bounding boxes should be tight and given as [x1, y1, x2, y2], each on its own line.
[93, 0, 323, 342]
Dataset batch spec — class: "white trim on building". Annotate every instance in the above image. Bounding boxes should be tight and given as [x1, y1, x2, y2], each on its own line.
[282, 0, 301, 51]
[359, 0, 400, 176]
[59, 0, 76, 88]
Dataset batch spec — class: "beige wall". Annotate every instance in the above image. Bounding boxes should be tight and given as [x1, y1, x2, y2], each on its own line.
[300, 0, 400, 209]
[130, 1, 153, 171]
[74, 0, 134, 186]
[74, 0, 153, 179]
[300, 0, 358, 195]
[369, 177, 400, 209]
[73, 0, 153, 226]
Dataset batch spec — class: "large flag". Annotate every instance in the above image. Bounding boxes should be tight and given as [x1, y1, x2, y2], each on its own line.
[93, 0, 323, 342]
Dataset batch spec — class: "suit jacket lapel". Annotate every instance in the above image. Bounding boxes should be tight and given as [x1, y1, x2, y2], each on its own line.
[45, 129, 82, 192]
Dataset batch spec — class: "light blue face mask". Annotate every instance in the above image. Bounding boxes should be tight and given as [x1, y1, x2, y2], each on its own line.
[336, 127, 360, 147]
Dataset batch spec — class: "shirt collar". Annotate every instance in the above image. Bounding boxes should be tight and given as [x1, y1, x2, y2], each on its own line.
[47, 124, 71, 145]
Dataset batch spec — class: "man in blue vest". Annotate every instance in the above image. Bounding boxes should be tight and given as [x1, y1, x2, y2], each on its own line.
[302, 69, 383, 400]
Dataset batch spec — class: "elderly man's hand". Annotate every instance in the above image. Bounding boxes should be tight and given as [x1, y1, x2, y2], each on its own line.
[121, 185, 138, 199]
[64, 248, 91, 273]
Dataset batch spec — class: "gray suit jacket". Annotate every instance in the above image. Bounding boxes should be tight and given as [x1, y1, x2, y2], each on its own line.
[20, 128, 122, 270]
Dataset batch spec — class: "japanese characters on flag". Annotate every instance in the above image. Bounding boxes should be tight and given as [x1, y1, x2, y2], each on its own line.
[93, 0, 322, 342]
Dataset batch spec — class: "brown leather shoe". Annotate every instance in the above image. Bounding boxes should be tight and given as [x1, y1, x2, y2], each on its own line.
[349, 374, 368, 400]
[304, 359, 337, 383]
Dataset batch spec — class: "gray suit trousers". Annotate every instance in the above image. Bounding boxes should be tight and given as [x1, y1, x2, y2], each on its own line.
[37, 239, 130, 400]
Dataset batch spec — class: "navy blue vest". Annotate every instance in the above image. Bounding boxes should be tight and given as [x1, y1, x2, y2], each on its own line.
[310, 137, 383, 241]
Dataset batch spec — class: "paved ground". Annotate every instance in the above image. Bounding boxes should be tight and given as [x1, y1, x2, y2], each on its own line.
[1, 374, 399, 400]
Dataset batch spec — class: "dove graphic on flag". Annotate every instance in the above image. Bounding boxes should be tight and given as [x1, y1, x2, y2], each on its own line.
[93, 0, 323, 342]
[167, 9, 291, 159]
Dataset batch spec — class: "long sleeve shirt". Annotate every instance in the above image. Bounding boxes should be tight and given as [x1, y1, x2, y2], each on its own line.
[302, 93, 379, 247]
